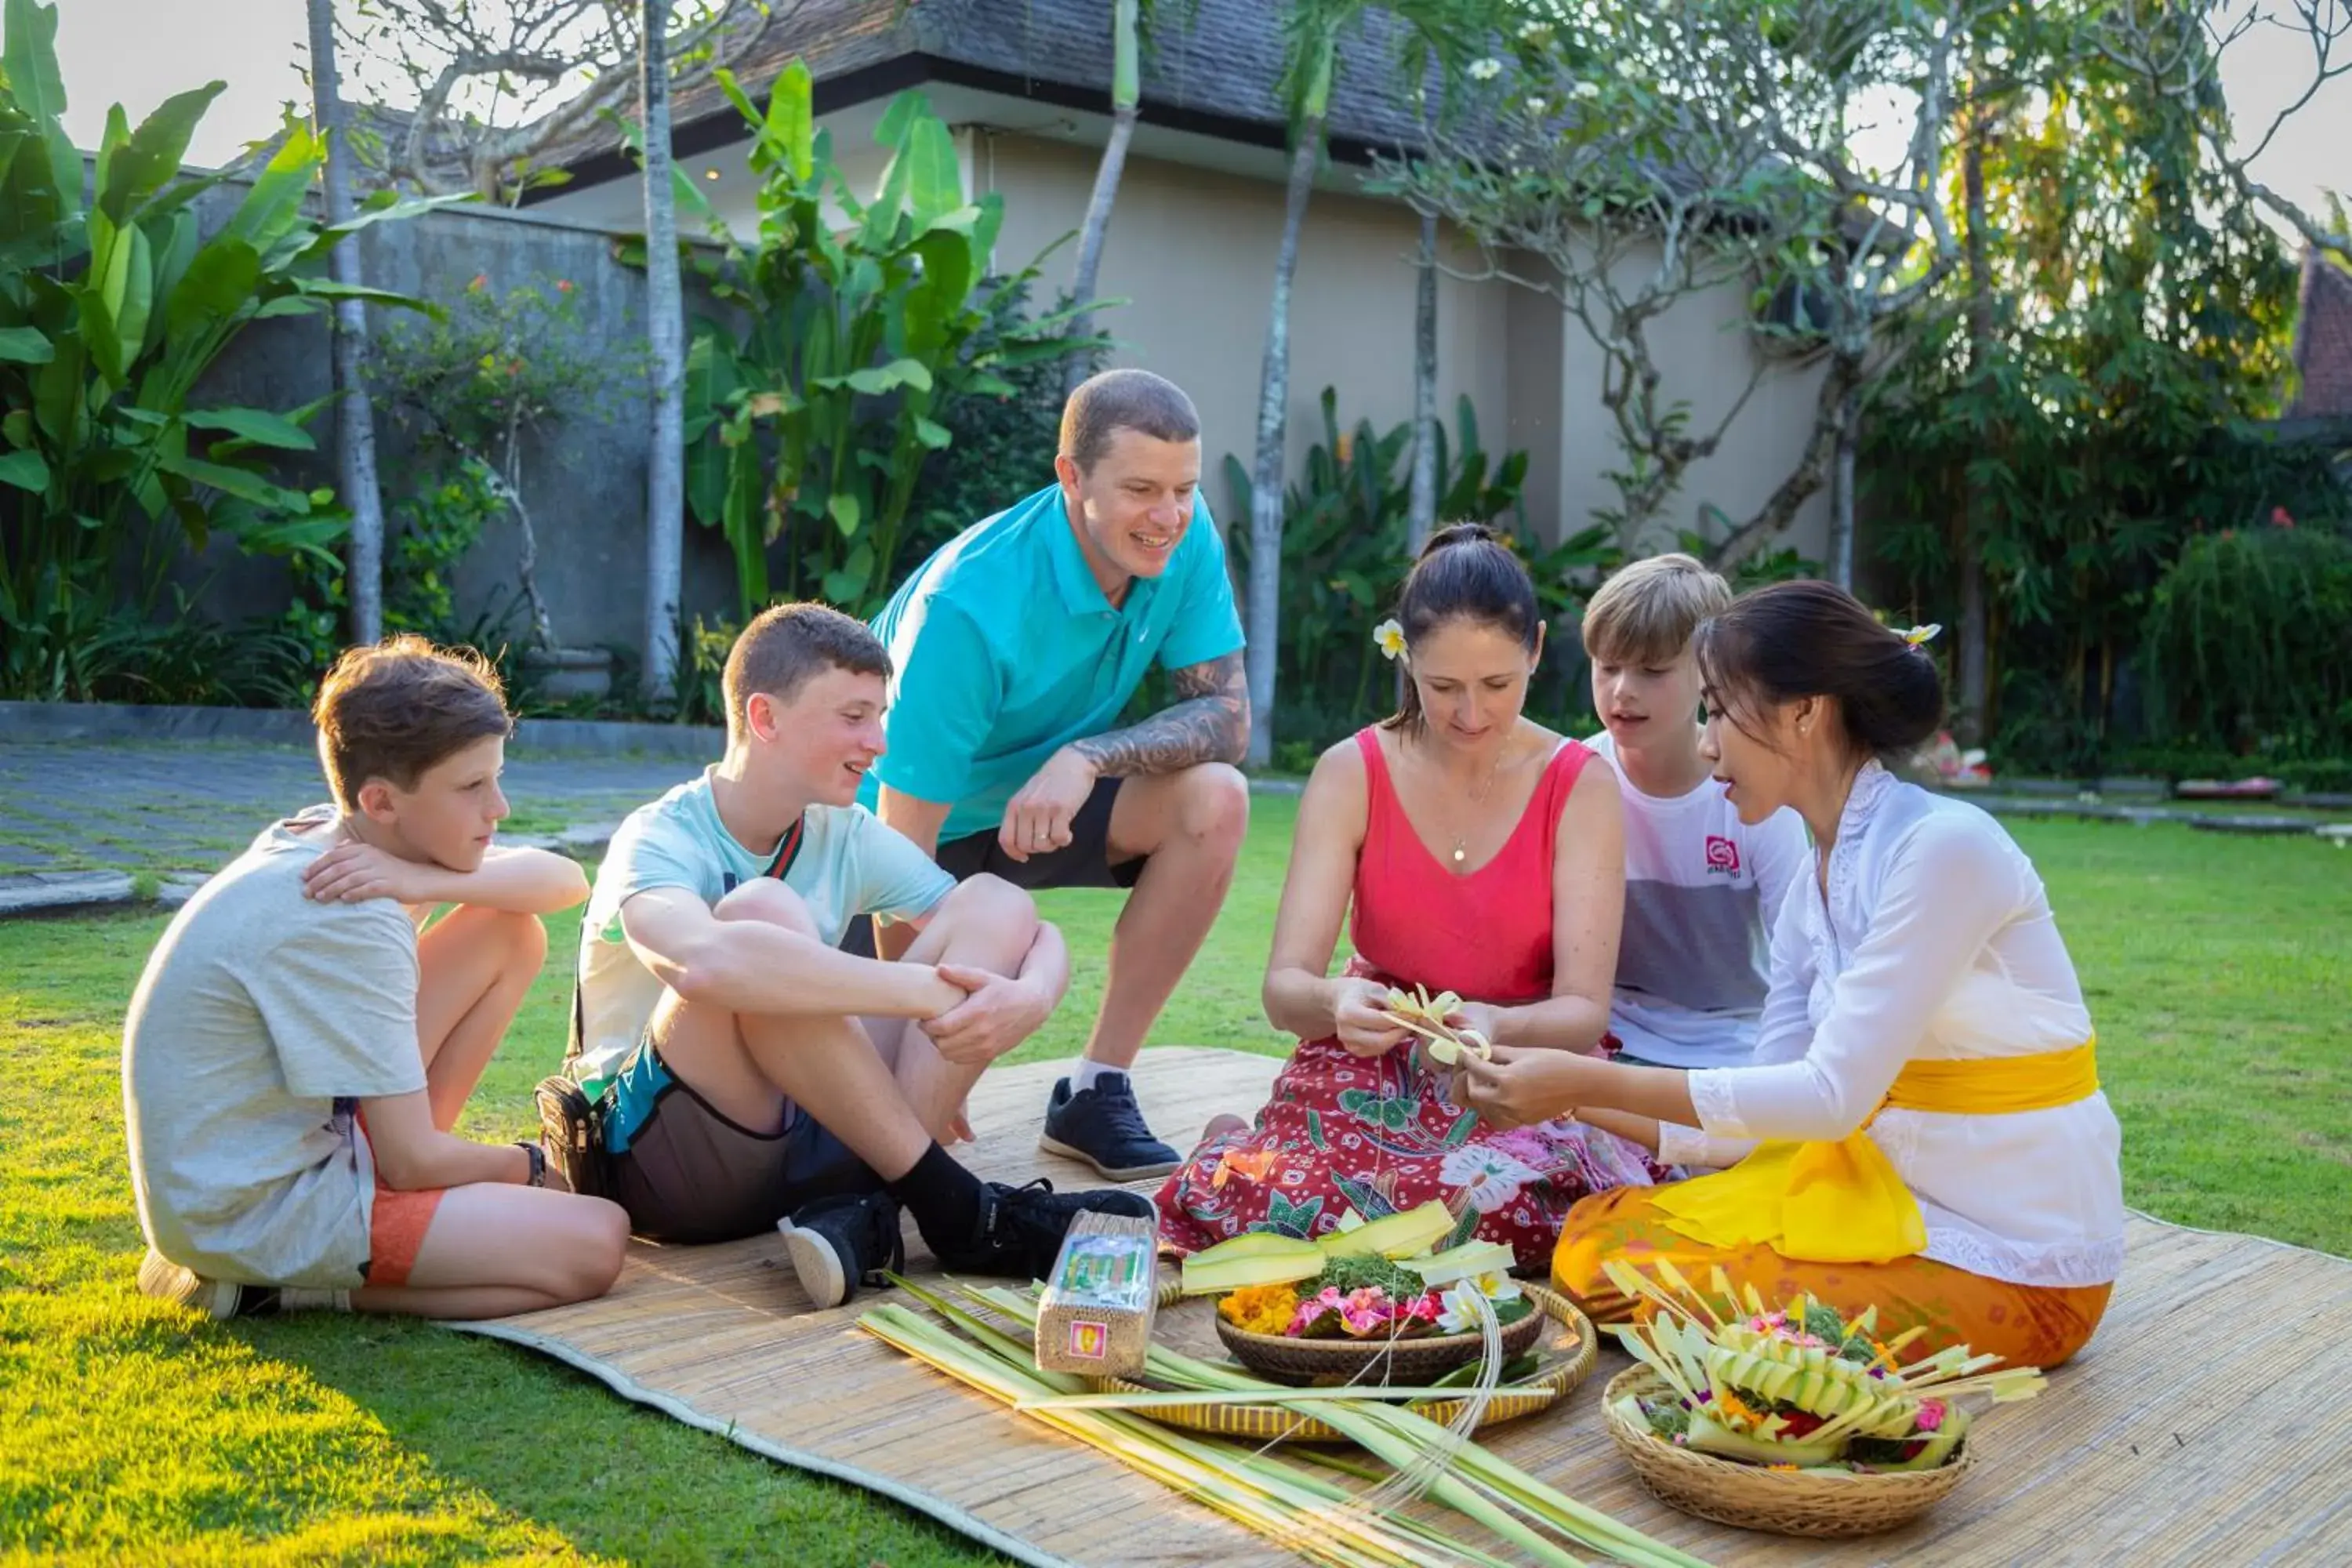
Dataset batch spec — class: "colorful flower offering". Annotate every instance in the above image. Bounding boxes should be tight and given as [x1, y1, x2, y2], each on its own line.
[1604, 1258, 2045, 1473]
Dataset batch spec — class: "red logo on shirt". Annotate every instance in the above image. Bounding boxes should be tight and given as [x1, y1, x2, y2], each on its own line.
[1704, 836, 1740, 875]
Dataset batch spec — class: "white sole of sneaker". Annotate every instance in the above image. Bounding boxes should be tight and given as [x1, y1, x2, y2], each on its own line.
[776, 1218, 849, 1309]
[1036, 1134, 1180, 1184]
[137, 1248, 241, 1319]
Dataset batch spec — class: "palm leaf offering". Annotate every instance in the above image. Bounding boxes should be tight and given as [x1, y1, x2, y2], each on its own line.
[1383, 984, 1491, 1065]
[1603, 1260, 2045, 1473]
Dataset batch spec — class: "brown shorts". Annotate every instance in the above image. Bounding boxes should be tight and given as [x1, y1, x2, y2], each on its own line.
[604, 1039, 880, 1244]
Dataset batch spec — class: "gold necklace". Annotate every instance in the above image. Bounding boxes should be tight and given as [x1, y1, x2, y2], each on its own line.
[1440, 742, 1509, 864]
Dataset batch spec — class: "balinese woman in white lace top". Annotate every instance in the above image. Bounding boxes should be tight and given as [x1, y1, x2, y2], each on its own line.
[1457, 580, 2124, 1367]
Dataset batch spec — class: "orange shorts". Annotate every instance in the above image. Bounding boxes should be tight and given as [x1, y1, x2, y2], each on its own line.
[354, 1109, 447, 1290]
[365, 1186, 445, 1288]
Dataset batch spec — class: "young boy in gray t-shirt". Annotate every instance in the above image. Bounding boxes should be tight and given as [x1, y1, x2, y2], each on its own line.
[124, 637, 628, 1320]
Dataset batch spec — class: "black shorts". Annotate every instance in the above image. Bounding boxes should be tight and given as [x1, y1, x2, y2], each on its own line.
[604, 1040, 881, 1243]
[841, 778, 1143, 955]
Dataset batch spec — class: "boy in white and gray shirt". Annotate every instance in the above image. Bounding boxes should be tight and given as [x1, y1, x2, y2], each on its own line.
[1582, 557, 1807, 1095]
[125, 637, 628, 1321]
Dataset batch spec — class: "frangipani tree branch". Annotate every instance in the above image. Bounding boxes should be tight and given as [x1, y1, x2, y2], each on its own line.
[2085, 0, 2352, 263]
[347, 0, 786, 201]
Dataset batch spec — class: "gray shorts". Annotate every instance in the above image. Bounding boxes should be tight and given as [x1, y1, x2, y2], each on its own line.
[603, 1039, 880, 1244]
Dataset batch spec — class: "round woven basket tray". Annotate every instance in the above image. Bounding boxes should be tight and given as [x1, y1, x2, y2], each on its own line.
[1092, 1283, 1596, 1444]
[1601, 1366, 1977, 1538]
[1214, 1287, 1552, 1385]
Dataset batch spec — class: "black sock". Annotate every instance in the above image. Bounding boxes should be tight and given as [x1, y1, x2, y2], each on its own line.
[886, 1142, 986, 1252]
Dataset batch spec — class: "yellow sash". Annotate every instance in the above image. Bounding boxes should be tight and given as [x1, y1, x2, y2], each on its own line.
[1650, 1041, 2100, 1265]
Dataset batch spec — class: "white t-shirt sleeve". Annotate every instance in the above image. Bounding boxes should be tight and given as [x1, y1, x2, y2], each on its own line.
[853, 809, 956, 924]
[243, 902, 428, 1101]
[1688, 814, 2027, 1142]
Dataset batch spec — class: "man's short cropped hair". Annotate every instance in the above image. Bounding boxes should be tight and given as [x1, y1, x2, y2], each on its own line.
[1059, 368, 1201, 473]
[313, 635, 513, 810]
[1581, 552, 1733, 666]
[724, 601, 891, 742]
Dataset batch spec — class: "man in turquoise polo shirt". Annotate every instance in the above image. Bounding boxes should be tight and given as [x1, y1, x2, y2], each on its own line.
[854, 368, 1250, 1180]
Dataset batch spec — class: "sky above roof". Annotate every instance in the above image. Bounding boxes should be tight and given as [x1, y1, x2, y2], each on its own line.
[57, 0, 2352, 241]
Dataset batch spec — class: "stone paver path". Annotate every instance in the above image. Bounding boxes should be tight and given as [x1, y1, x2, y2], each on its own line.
[2, 740, 2343, 916]
[0, 740, 699, 877]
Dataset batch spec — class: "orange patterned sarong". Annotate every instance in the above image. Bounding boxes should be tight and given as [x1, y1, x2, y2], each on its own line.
[1553, 1185, 2112, 1368]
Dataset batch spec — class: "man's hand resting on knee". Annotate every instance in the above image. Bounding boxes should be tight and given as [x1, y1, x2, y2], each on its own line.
[998, 748, 1097, 862]
[920, 961, 1054, 1066]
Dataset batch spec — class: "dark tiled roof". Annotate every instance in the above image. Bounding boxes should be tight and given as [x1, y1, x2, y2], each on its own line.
[543, 0, 1450, 178]
[2290, 245, 2352, 419]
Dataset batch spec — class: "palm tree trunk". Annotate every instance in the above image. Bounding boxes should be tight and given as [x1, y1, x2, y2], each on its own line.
[1828, 379, 1858, 590]
[1064, 0, 1141, 398]
[1406, 208, 1439, 557]
[1956, 77, 1994, 745]
[1244, 111, 1324, 767]
[640, 0, 685, 703]
[307, 0, 386, 645]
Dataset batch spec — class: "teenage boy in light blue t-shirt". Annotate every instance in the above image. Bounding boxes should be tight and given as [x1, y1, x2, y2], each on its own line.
[855, 369, 1251, 1184]
[543, 604, 1150, 1308]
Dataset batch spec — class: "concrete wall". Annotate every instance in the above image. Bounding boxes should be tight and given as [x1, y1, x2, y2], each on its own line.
[976, 131, 1828, 560]
[976, 132, 1522, 532]
[187, 192, 742, 655]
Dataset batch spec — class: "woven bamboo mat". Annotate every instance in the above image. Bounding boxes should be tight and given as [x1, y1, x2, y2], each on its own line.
[448, 1048, 2352, 1567]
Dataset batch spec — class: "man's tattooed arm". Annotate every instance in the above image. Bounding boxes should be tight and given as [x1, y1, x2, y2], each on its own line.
[1068, 650, 1250, 775]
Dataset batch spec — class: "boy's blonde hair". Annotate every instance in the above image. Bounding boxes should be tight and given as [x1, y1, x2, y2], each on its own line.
[1581, 553, 1732, 666]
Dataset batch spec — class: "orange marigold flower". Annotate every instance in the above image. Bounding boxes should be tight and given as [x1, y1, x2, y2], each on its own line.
[1711, 1385, 1762, 1428]
[1218, 1283, 1300, 1336]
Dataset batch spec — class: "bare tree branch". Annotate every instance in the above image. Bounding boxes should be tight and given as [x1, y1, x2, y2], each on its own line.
[344, 0, 786, 202]
[2086, 0, 2352, 264]
[1399, 0, 1989, 564]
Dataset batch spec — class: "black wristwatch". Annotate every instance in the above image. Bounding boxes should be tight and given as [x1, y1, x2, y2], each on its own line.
[516, 1141, 547, 1188]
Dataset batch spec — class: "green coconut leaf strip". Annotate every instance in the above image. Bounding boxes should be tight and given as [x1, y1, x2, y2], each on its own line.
[1018, 1384, 1523, 1410]
[918, 1278, 1701, 1567]
[860, 1305, 1482, 1567]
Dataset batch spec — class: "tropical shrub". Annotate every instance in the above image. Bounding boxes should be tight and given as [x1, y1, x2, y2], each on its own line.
[1221, 388, 1593, 750]
[909, 274, 1086, 553]
[2140, 521, 2352, 759]
[676, 61, 1102, 619]
[0, 0, 439, 701]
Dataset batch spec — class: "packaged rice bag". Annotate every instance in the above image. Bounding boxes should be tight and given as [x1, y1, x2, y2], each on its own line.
[1034, 1210, 1159, 1377]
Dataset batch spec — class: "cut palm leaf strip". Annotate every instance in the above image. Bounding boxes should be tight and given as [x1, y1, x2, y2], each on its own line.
[861, 1304, 1523, 1568]
[1019, 1384, 1525, 1410]
[867, 1276, 1711, 1568]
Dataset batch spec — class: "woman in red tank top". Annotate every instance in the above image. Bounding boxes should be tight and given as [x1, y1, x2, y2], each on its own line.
[1156, 527, 1671, 1269]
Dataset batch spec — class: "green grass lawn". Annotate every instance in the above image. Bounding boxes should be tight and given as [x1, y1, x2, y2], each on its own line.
[3, 797, 2347, 1564]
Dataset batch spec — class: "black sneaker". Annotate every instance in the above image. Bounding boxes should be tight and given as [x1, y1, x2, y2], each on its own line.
[932, 1178, 1154, 1283]
[777, 1190, 906, 1310]
[1038, 1073, 1182, 1181]
[535, 1074, 606, 1199]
